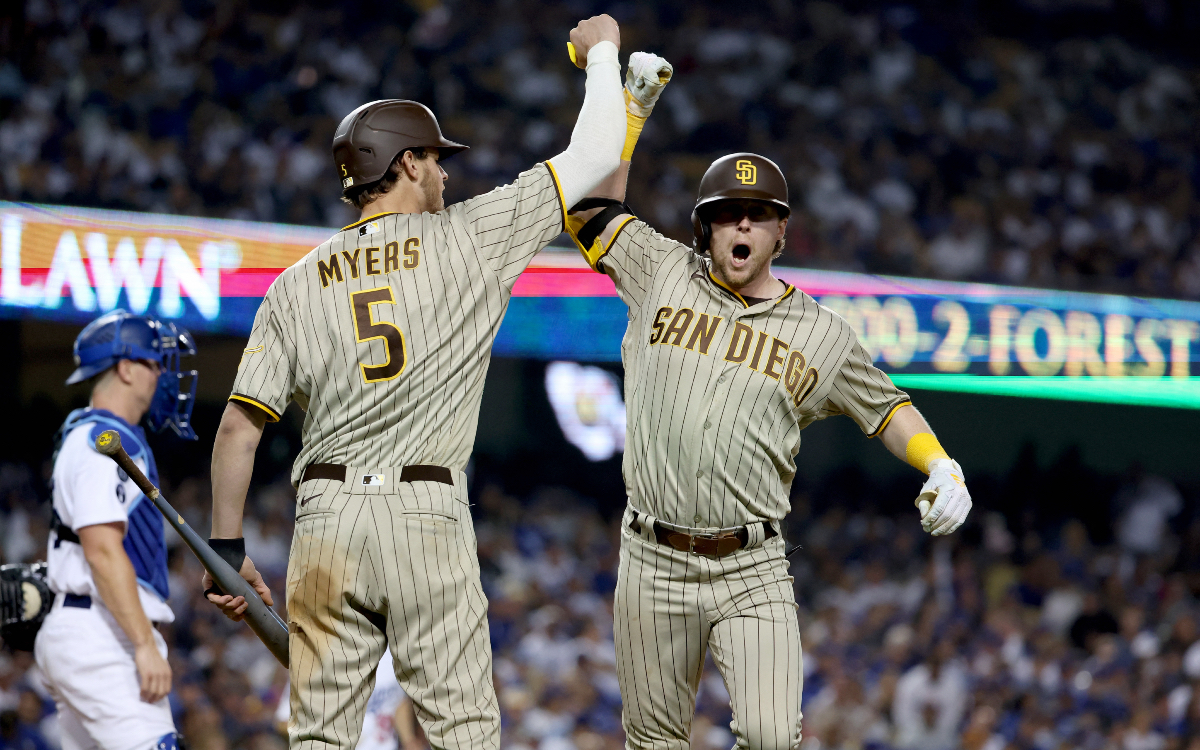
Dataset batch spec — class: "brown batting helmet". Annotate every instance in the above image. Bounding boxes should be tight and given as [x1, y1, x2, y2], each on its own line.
[332, 100, 468, 196]
[691, 152, 790, 252]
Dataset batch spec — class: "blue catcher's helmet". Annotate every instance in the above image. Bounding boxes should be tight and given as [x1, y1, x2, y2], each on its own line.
[66, 311, 199, 440]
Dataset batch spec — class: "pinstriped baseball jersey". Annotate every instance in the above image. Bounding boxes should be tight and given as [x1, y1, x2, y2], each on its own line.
[589, 220, 910, 529]
[230, 164, 566, 485]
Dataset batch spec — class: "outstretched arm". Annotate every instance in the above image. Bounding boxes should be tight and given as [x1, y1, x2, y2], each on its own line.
[877, 404, 933, 459]
[879, 405, 972, 536]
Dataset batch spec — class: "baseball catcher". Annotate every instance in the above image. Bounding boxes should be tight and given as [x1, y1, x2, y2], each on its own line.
[36, 310, 197, 750]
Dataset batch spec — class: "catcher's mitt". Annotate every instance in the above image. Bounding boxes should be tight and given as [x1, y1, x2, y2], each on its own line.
[0, 562, 53, 651]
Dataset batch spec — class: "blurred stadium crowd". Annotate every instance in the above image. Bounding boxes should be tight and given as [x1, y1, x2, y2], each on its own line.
[1, 451, 1200, 750]
[4, 1, 1200, 299]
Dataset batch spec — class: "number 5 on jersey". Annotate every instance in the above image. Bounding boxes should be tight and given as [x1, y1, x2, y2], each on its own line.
[351, 287, 407, 383]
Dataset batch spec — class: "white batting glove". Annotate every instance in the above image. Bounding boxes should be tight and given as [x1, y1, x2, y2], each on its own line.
[625, 52, 673, 117]
[916, 458, 972, 536]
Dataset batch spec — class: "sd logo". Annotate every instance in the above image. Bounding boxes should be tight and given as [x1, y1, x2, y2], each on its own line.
[735, 159, 757, 185]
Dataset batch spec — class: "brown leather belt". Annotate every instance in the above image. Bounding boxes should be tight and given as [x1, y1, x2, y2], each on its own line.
[630, 517, 777, 557]
[301, 463, 453, 486]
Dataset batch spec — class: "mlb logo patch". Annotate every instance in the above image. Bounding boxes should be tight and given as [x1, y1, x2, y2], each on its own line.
[362, 474, 385, 486]
[359, 221, 379, 237]
[343, 176, 354, 188]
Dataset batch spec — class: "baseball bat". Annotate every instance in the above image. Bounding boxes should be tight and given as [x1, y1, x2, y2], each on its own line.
[94, 430, 290, 667]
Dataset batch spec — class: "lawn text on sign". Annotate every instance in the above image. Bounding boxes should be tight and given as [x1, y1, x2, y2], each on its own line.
[0, 201, 327, 333]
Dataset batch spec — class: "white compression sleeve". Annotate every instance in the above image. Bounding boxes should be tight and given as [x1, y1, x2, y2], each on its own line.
[547, 40, 625, 209]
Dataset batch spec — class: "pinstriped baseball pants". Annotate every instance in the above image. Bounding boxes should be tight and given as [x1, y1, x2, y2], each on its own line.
[614, 507, 803, 750]
[285, 468, 498, 750]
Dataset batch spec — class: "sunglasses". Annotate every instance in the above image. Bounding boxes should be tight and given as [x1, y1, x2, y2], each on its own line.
[708, 201, 779, 225]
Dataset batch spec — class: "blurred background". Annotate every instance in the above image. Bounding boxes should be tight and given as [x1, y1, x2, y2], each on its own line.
[2, 1, 1200, 750]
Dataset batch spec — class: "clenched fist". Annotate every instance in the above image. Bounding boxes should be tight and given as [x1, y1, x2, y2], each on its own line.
[625, 52, 673, 116]
[568, 14, 620, 69]
[916, 458, 972, 536]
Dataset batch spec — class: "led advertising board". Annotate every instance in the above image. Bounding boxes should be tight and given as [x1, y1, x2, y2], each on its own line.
[2, 201, 1197, 407]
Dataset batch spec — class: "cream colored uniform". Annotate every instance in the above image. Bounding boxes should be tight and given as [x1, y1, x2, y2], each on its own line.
[582, 219, 910, 750]
[231, 164, 567, 750]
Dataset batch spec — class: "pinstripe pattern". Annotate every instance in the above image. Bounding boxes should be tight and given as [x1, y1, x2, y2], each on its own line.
[615, 509, 802, 750]
[287, 469, 495, 750]
[230, 164, 564, 749]
[591, 220, 908, 750]
[597, 220, 909, 529]
[231, 163, 565, 485]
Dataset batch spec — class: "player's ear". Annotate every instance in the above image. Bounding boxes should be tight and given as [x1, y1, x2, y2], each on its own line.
[114, 358, 136, 385]
[401, 150, 422, 182]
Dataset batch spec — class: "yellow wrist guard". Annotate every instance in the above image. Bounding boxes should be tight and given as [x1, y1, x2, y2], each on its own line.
[906, 433, 950, 475]
[622, 90, 647, 161]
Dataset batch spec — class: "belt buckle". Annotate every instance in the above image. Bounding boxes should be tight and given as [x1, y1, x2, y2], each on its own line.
[690, 531, 718, 557]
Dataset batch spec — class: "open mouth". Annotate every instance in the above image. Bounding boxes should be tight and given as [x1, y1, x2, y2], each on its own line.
[732, 244, 751, 262]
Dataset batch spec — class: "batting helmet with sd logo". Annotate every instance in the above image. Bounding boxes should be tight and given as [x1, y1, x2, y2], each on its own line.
[332, 100, 469, 197]
[691, 152, 790, 253]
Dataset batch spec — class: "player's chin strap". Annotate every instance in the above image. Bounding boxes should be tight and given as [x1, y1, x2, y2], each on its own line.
[567, 198, 635, 267]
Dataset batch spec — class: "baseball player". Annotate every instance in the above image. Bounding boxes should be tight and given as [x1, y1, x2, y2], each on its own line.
[275, 651, 426, 750]
[201, 16, 629, 750]
[36, 310, 198, 750]
[565, 95, 974, 747]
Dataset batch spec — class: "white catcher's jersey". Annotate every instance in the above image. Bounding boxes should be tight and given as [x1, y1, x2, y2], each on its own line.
[276, 650, 408, 750]
[48, 420, 174, 623]
[230, 164, 566, 485]
[586, 220, 911, 528]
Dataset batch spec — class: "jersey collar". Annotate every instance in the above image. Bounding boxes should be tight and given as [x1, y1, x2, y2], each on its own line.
[706, 268, 749, 307]
[705, 268, 796, 309]
[61, 408, 148, 452]
[342, 212, 401, 231]
[71, 407, 142, 434]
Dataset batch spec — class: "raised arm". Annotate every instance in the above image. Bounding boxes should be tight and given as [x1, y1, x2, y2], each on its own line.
[460, 16, 628, 282]
[566, 52, 674, 258]
[544, 15, 626, 208]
